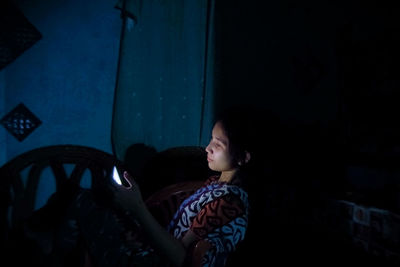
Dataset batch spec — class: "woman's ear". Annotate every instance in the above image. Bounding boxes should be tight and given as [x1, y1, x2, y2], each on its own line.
[238, 151, 251, 166]
[244, 151, 251, 164]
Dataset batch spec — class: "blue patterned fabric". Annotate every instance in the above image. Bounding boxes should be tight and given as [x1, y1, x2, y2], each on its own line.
[168, 182, 249, 266]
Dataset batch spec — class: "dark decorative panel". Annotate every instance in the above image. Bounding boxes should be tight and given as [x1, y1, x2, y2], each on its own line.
[1, 103, 42, 141]
[0, 1, 42, 70]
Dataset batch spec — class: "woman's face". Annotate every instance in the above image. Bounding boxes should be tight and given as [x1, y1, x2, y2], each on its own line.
[205, 121, 236, 172]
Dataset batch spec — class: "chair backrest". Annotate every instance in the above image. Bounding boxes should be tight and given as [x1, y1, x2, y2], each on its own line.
[145, 180, 204, 228]
[0, 145, 118, 237]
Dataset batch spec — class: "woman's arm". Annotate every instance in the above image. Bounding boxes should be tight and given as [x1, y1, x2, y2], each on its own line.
[130, 199, 186, 266]
[111, 172, 196, 266]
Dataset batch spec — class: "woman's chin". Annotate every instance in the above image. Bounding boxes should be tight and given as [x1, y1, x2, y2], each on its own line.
[207, 162, 215, 170]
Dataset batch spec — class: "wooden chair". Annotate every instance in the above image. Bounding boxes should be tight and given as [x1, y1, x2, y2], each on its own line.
[0, 144, 212, 266]
[0, 145, 118, 266]
[0, 145, 116, 240]
[145, 180, 204, 228]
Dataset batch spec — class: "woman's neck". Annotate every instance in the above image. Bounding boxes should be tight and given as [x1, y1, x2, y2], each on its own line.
[218, 169, 238, 183]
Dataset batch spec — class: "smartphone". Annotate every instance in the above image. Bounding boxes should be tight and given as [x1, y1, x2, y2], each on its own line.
[112, 166, 132, 188]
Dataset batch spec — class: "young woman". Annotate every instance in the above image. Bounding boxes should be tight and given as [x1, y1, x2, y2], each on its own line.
[111, 109, 254, 266]
[25, 107, 269, 267]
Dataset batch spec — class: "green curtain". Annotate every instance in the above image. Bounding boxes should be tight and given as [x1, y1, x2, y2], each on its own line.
[112, 0, 216, 160]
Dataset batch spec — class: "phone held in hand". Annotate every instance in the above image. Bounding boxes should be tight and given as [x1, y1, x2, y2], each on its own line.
[112, 166, 132, 188]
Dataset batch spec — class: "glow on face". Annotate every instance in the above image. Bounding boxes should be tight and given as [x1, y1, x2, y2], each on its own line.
[205, 121, 236, 172]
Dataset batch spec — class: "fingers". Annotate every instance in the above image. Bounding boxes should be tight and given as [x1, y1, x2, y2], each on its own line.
[123, 171, 131, 179]
[123, 171, 134, 189]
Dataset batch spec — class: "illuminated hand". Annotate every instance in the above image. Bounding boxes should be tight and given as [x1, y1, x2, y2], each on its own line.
[111, 171, 145, 214]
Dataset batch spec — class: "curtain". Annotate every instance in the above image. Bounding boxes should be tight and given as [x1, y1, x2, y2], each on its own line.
[112, 0, 215, 160]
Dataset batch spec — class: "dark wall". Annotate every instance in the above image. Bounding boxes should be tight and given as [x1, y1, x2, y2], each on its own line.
[213, 0, 400, 212]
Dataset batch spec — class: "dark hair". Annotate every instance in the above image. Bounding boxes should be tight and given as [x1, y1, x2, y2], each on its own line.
[216, 108, 256, 165]
[215, 105, 279, 189]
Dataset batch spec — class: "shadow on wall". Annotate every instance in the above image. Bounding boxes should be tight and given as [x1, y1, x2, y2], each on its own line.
[123, 144, 215, 199]
[123, 143, 157, 181]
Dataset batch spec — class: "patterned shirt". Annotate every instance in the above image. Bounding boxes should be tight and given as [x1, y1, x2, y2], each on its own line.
[168, 176, 249, 266]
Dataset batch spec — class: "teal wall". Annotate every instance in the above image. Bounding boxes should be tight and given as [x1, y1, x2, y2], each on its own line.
[0, 71, 5, 165]
[0, 0, 121, 165]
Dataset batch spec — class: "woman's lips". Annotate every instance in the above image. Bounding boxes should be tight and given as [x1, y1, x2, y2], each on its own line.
[207, 157, 213, 162]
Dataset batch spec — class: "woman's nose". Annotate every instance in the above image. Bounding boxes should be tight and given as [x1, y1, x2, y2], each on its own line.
[205, 144, 211, 154]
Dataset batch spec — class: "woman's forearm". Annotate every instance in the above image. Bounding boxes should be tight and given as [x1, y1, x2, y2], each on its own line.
[131, 201, 186, 266]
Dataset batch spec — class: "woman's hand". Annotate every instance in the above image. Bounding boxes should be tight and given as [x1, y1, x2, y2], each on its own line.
[111, 171, 145, 214]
